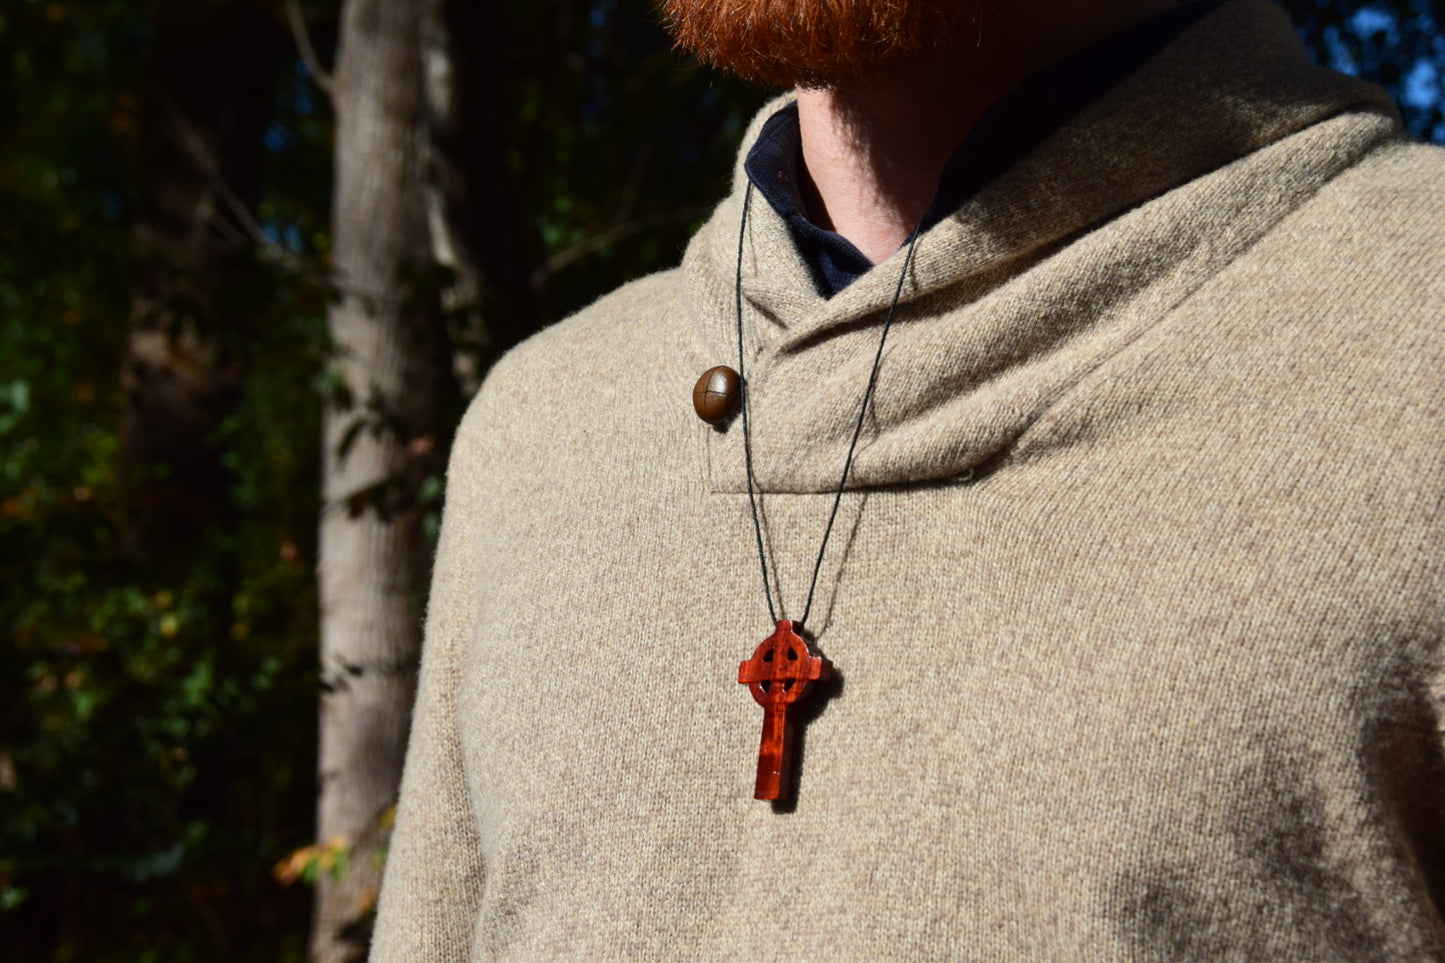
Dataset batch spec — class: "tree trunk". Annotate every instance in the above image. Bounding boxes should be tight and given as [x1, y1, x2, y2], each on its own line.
[313, 0, 454, 959]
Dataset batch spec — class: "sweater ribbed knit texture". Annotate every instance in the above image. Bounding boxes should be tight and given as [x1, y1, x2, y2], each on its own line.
[370, 2, 1445, 959]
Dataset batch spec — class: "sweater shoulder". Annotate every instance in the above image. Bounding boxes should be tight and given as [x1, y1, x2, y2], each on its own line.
[1167, 137, 1445, 443]
[1334, 139, 1445, 203]
[1250, 139, 1445, 340]
[1304, 139, 1445, 275]
[452, 267, 688, 451]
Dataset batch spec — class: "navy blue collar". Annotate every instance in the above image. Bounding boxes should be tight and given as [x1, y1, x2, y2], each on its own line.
[744, 1, 1221, 297]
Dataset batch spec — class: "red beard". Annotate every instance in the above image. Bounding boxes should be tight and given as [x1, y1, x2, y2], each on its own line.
[658, 0, 977, 89]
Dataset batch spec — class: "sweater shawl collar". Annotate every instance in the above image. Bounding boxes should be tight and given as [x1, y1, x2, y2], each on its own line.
[683, 0, 1401, 494]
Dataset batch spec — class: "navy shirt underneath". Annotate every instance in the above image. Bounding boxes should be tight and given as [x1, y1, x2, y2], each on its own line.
[743, 1, 1221, 297]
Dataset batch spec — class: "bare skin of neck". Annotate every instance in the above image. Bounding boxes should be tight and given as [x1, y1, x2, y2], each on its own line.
[796, 0, 1179, 263]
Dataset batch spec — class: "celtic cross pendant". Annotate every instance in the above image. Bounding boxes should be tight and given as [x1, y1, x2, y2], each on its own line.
[738, 620, 833, 800]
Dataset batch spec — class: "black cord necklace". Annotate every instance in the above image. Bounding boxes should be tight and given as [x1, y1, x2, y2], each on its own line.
[733, 179, 923, 801]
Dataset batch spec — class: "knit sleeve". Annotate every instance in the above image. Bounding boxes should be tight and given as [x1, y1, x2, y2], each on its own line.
[369, 396, 493, 963]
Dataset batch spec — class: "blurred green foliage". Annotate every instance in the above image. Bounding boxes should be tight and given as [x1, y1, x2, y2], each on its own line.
[0, 0, 1438, 960]
[0, 1, 326, 957]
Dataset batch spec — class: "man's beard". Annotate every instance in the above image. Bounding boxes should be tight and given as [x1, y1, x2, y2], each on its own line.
[658, 0, 978, 89]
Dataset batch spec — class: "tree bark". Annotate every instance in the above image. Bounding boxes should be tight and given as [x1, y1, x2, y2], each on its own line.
[313, 0, 454, 960]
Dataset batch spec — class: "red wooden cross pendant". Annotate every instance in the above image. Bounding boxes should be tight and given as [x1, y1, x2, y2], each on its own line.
[738, 619, 833, 801]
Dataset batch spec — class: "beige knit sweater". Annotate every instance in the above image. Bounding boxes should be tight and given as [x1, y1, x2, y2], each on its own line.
[370, 2, 1445, 959]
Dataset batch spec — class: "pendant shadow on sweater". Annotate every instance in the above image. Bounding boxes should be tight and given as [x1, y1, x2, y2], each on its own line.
[771, 640, 842, 815]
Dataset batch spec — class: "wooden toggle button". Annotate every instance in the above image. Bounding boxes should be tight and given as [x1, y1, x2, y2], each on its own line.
[693, 365, 741, 426]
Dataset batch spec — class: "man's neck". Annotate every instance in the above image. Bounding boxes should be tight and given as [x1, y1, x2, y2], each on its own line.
[795, 0, 1180, 263]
